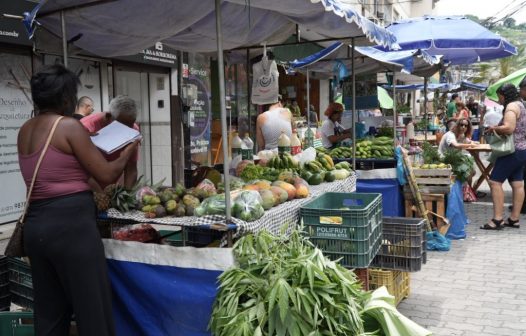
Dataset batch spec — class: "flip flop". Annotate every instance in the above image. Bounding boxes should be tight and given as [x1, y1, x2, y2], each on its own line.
[480, 218, 503, 230]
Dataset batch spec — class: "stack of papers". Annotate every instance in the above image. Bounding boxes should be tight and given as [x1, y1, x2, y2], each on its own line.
[90, 121, 142, 154]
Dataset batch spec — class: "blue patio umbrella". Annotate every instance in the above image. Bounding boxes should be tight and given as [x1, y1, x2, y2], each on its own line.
[377, 15, 517, 65]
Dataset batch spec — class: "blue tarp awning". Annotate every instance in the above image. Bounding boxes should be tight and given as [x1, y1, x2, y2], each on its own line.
[31, 0, 398, 56]
[382, 83, 451, 91]
[287, 42, 442, 77]
[459, 81, 487, 91]
[377, 15, 517, 65]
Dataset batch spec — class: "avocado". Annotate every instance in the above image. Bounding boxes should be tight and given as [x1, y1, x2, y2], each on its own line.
[308, 173, 324, 185]
[325, 171, 336, 182]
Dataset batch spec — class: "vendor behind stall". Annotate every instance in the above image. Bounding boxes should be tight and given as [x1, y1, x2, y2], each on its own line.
[256, 95, 293, 150]
[81, 95, 140, 191]
[320, 102, 352, 149]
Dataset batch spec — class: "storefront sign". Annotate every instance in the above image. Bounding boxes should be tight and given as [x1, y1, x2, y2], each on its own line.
[0, 53, 32, 223]
[0, 1, 34, 46]
[117, 42, 178, 68]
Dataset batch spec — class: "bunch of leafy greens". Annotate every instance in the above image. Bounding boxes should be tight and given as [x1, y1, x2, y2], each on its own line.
[239, 164, 265, 182]
[442, 149, 474, 183]
[210, 229, 371, 336]
[421, 142, 441, 164]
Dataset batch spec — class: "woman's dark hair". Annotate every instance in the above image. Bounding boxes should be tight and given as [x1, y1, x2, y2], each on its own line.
[496, 83, 520, 110]
[31, 64, 80, 116]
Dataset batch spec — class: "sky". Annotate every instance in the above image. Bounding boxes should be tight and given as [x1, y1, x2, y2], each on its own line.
[435, 0, 526, 24]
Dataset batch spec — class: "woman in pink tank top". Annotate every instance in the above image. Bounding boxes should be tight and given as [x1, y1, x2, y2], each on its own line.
[16, 64, 139, 336]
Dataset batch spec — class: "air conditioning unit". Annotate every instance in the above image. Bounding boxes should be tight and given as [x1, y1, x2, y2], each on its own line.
[376, 11, 384, 19]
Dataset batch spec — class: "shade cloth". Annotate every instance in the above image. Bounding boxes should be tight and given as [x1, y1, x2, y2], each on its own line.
[33, 0, 398, 56]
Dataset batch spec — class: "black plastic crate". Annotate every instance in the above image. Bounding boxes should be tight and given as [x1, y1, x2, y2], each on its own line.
[184, 226, 226, 247]
[0, 257, 9, 312]
[333, 158, 396, 170]
[371, 217, 426, 272]
[8, 258, 33, 310]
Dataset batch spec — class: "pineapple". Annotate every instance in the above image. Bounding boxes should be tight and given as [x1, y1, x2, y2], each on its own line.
[93, 192, 111, 212]
[107, 184, 136, 213]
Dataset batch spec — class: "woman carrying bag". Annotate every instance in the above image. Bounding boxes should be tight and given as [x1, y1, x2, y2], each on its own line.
[481, 83, 526, 230]
[12, 64, 139, 335]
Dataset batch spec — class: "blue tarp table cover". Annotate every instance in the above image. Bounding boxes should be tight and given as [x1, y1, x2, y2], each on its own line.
[356, 178, 403, 216]
[104, 239, 235, 336]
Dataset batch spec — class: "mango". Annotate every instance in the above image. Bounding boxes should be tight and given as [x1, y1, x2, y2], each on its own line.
[269, 186, 288, 204]
[258, 189, 276, 210]
[254, 180, 271, 190]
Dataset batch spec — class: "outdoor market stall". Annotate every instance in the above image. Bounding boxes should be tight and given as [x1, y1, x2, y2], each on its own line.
[285, 42, 443, 217]
[6, 1, 403, 334]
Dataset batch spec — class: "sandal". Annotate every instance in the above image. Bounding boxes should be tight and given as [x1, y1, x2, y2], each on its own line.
[503, 218, 520, 229]
[480, 218, 503, 230]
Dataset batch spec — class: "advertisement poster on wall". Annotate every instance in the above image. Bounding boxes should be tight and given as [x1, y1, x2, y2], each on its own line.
[0, 53, 32, 223]
[183, 53, 211, 166]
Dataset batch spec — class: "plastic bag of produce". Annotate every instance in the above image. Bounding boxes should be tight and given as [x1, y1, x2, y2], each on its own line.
[112, 224, 160, 243]
[232, 190, 265, 222]
[196, 178, 217, 197]
[298, 147, 317, 168]
[194, 194, 227, 217]
[257, 149, 277, 160]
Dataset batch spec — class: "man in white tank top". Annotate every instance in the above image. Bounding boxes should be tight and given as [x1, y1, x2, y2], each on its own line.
[256, 96, 293, 151]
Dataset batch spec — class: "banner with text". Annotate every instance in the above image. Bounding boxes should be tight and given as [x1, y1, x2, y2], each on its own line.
[0, 53, 32, 223]
[183, 54, 211, 166]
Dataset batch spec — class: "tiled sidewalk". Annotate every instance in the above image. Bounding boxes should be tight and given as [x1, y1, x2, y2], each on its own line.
[397, 200, 526, 335]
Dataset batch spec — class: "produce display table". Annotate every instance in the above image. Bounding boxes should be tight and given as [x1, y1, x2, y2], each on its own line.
[104, 174, 357, 239]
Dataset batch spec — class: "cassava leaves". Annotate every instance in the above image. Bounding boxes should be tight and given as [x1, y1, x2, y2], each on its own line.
[209, 229, 369, 336]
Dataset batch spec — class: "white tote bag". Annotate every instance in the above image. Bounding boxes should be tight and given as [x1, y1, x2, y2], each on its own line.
[251, 55, 279, 105]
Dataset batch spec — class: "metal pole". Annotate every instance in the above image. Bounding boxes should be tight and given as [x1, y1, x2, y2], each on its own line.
[393, 72, 397, 146]
[306, 69, 310, 127]
[215, 0, 231, 221]
[60, 11, 68, 68]
[351, 39, 356, 171]
[424, 77, 428, 141]
[246, 49, 252, 138]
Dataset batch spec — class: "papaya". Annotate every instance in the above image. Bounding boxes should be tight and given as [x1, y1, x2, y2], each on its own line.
[271, 181, 296, 201]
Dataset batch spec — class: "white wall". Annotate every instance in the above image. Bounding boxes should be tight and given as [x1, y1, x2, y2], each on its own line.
[148, 73, 172, 186]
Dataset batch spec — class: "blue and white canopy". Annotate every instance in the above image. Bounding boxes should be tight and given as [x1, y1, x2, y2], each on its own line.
[31, 0, 398, 56]
[377, 16, 517, 65]
[382, 83, 452, 92]
[287, 42, 442, 77]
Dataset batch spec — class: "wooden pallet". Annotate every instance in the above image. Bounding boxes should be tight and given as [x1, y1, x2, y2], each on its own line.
[404, 191, 448, 235]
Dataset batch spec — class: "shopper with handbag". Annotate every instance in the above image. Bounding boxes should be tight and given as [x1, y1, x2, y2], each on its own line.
[481, 83, 526, 230]
[10, 64, 139, 335]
